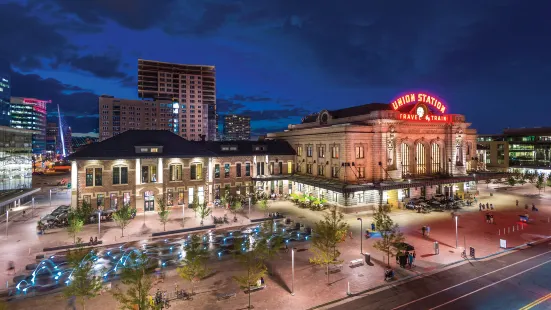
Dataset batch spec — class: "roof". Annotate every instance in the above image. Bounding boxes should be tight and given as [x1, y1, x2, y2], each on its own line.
[503, 127, 551, 136]
[302, 103, 391, 123]
[67, 130, 216, 160]
[195, 140, 295, 156]
[67, 130, 295, 160]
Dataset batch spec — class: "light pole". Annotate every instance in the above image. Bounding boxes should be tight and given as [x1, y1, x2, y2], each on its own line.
[49, 189, 52, 208]
[31, 197, 35, 218]
[357, 217, 363, 254]
[5, 209, 8, 238]
[98, 210, 101, 236]
[455, 215, 459, 249]
[291, 247, 295, 296]
[248, 196, 251, 217]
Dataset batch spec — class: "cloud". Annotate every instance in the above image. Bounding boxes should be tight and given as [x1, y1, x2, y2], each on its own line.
[227, 94, 272, 102]
[65, 54, 128, 79]
[216, 98, 246, 113]
[240, 107, 310, 121]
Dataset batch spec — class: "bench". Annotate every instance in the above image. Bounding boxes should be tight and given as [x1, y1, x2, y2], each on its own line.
[327, 264, 343, 274]
[349, 259, 364, 268]
[217, 292, 236, 301]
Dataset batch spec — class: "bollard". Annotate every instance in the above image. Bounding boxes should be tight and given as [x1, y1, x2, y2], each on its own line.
[513, 226, 515, 232]
[347, 281, 351, 295]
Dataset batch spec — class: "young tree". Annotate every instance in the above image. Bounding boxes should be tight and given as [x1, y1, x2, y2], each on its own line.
[536, 173, 545, 194]
[507, 176, 517, 187]
[64, 247, 102, 310]
[257, 197, 269, 216]
[309, 207, 349, 283]
[547, 173, 551, 189]
[177, 234, 209, 294]
[157, 197, 171, 231]
[113, 203, 133, 237]
[76, 200, 94, 224]
[196, 202, 212, 226]
[372, 205, 405, 266]
[111, 252, 155, 310]
[191, 192, 199, 218]
[67, 211, 84, 244]
[230, 199, 243, 222]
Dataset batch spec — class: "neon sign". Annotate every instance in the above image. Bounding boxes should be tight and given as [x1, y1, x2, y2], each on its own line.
[391, 92, 447, 114]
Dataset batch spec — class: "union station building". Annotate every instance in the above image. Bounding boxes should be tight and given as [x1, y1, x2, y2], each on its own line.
[68, 92, 507, 213]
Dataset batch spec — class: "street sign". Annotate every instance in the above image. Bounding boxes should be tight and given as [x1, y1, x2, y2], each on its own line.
[500, 239, 507, 249]
[469, 247, 475, 258]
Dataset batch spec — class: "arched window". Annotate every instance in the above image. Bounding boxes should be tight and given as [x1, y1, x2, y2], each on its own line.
[456, 143, 464, 165]
[431, 144, 441, 173]
[401, 143, 410, 176]
[416, 143, 426, 174]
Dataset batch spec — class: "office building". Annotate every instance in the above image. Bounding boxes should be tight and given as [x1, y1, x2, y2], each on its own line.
[138, 59, 216, 141]
[10, 97, 49, 154]
[0, 60, 10, 126]
[98, 95, 175, 141]
[46, 122, 72, 156]
[223, 114, 251, 141]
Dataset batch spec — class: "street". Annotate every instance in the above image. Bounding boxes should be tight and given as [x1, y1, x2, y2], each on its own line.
[327, 240, 551, 310]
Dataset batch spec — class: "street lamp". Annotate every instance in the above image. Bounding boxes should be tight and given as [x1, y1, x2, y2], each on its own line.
[291, 247, 295, 296]
[31, 197, 35, 218]
[455, 215, 459, 249]
[98, 210, 102, 236]
[49, 189, 52, 208]
[248, 196, 251, 217]
[357, 218, 363, 254]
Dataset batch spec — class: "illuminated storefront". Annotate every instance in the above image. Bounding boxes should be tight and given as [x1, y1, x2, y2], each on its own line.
[269, 91, 508, 212]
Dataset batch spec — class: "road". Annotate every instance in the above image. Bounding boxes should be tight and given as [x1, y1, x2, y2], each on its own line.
[327, 240, 551, 310]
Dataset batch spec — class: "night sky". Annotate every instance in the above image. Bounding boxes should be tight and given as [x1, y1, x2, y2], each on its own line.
[1, 0, 550, 136]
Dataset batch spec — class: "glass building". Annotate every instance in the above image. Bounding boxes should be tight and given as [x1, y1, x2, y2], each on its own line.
[0, 60, 10, 126]
[9, 97, 49, 154]
[0, 126, 33, 191]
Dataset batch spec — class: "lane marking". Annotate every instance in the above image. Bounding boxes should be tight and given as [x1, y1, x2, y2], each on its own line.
[519, 292, 551, 310]
[392, 249, 551, 309]
[429, 259, 551, 309]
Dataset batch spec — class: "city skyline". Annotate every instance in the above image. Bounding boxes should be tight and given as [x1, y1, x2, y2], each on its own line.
[1, 1, 550, 137]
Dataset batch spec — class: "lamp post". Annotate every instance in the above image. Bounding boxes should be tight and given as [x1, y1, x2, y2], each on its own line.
[5, 209, 8, 238]
[248, 196, 251, 217]
[31, 197, 35, 218]
[455, 215, 459, 249]
[357, 217, 363, 254]
[291, 247, 295, 296]
[98, 210, 101, 236]
[49, 189, 52, 208]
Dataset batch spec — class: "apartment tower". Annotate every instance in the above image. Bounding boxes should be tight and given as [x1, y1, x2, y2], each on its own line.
[223, 114, 251, 141]
[137, 59, 216, 141]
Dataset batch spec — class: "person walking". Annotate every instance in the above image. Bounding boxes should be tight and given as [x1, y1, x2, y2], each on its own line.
[426, 225, 431, 237]
[371, 223, 376, 231]
[407, 252, 413, 268]
[490, 204, 494, 210]
[516, 200, 519, 207]
[421, 226, 426, 237]
[412, 251, 416, 267]
[486, 202, 489, 209]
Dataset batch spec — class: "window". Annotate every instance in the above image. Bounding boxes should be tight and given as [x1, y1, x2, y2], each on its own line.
[279, 162, 283, 175]
[113, 166, 128, 185]
[401, 143, 410, 176]
[269, 162, 274, 174]
[86, 168, 102, 187]
[256, 162, 265, 176]
[331, 146, 339, 159]
[169, 164, 183, 181]
[83, 195, 91, 205]
[317, 165, 325, 176]
[97, 194, 104, 208]
[431, 144, 441, 173]
[191, 163, 203, 180]
[110, 193, 118, 209]
[355, 146, 364, 159]
[331, 166, 339, 178]
[297, 145, 303, 156]
[416, 143, 427, 174]
[358, 167, 365, 178]
[123, 193, 131, 207]
[224, 164, 230, 178]
[318, 146, 325, 158]
[214, 164, 220, 178]
[178, 188, 185, 205]
[167, 189, 174, 206]
[141, 165, 157, 183]
[357, 192, 364, 203]
[236, 163, 242, 177]
[287, 161, 293, 174]
[306, 145, 313, 157]
[245, 163, 251, 176]
[306, 163, 313, 174]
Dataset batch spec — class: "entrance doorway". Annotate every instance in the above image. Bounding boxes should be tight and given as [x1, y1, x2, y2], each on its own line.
[144, 191, 155, 211]
[420, 186, 426, 198]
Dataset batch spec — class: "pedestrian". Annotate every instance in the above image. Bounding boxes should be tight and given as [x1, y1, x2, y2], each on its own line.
[349, 231, 353, 239]
[490, 204, 494, 210]
[490, 215, 494, 224]
[90, 236, 94, 245]
[486, 202, 489, 209]
[426, 225, 431, 237]
[479, 203, 481, 211]
[421, 226, 426, 237]
[371, 223, 376, 231]
[94, 236, 98, 244]
[7, 261, 15, 274]
[260, 276, 265, 285]
[516, 200, 519, 207]
[412, 251, 416, 267]
[408, 251, 413, 268]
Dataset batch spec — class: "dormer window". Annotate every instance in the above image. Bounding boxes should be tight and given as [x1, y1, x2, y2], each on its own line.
[254, 145, 267, 152]
[221, 145, 238, 151]
[135, 146, 164, 154]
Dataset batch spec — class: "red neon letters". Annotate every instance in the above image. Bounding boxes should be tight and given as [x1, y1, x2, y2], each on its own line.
[391, 93, 446, 114]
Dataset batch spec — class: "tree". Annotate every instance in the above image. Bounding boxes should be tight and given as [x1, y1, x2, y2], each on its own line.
[177, 234, 209, 294]
[526, 171, 537, 184]
[67, 211, 84, 244]
[113, 203, 133, 237]
[536, 173, 545, 194]
[257, 197, 269, 216]
[111, 252, 155, 310]
[547, 173, 551, 188]
[76, 200, 94, 224]
[230, 198, 243, 222]
[157, 197, 171, 231]
[372, 205, 405, 266]
[309, 207, 349, 283]
[485, 179, 492, 188]
[191, 192, 199, 218]
[64, 247, 102, 310]
[507, 176, 517, 187]
[196, 202, 212, 226]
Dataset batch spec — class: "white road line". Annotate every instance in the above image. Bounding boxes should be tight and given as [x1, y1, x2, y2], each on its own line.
[392, 249, 551, 310]
[429, 259, 551, 309]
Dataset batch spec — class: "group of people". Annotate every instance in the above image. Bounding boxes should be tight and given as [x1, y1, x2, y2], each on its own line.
[485, 213, 495, 224]
[89, 236, 99, 245]
[421, 225, 431, 237]
[479, 202, 494, 211]
[516, 200, 539, 211]
[397, 251, 416, 268]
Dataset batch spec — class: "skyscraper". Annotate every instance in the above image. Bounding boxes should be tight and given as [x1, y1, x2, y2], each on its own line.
[0, 60, 11, 126]
[10, 97, 49, 154]
[223, 114, 251, 141]
[137, 59, 216, 141]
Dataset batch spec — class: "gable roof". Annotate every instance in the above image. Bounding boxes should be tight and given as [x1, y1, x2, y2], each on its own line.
[302, 103, 391, 123]
[67, 130, 216, 160]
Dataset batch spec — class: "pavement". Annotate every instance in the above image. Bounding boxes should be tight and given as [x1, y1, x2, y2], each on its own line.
[326, 238, 551, 310]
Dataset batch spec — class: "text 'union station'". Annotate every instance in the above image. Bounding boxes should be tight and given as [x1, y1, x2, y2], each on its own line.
[68, 92, 507, 213]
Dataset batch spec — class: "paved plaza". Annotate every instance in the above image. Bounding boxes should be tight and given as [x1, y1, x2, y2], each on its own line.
[4, 178, 551, 309]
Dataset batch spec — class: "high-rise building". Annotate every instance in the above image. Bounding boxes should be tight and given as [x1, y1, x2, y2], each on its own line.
[46, 122, 72, 156]
[138, 59, 216, 141]
[10, 97, 49, 154]
[0, 60, 11, 126]
[223, 114, 251, 141]
[98, 95, 175, 141]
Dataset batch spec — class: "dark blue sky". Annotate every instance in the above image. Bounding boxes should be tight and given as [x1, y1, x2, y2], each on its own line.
[1, 0, 550, 136]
